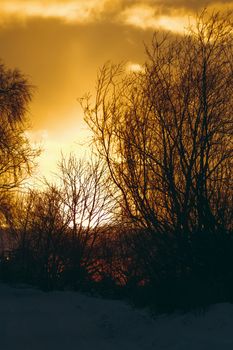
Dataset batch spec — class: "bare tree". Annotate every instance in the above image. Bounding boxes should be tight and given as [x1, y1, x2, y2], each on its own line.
[3, 186, 69, 287]
[57, 154, 114, 284]
[83, 10, 233, 234]
[1, 154, 115, 289]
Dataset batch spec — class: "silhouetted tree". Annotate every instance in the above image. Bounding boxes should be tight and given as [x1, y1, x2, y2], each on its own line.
[0, 62, 39, 221]
[84, 10, 233, 234]
[57, 154, 114, 287]
[82, 10, 233, 309]
[3, 154, 114, 290]
[1, 187, 69, 287]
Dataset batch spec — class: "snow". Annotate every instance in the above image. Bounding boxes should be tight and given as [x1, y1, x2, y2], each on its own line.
[0, 283, 233, 349]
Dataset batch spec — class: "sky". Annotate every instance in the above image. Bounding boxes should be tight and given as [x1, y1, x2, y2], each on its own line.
[0, 0, 232, 183]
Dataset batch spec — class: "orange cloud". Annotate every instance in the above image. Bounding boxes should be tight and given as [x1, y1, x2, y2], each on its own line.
[0, 0, 108, 23]
[121, 4, 195, 33]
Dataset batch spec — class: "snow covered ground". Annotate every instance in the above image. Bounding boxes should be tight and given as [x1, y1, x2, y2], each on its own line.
[0, 283, 233, 350]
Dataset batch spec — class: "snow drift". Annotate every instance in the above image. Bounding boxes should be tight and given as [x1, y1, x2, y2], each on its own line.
[0, 283, 233, 350]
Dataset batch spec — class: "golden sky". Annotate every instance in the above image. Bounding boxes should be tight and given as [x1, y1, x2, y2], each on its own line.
[0, 0, 232, 182]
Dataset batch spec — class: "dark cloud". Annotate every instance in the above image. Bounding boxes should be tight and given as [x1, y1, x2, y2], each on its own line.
[115, 0, 233, 11]
[97, 0, 233, 20]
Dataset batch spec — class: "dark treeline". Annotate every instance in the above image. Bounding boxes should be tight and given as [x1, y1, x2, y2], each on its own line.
[0, 10, 233, 312]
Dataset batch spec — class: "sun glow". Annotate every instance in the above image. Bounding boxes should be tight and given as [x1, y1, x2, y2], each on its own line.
[126, 62, 145, 74]
[26, 115, 92, 186]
